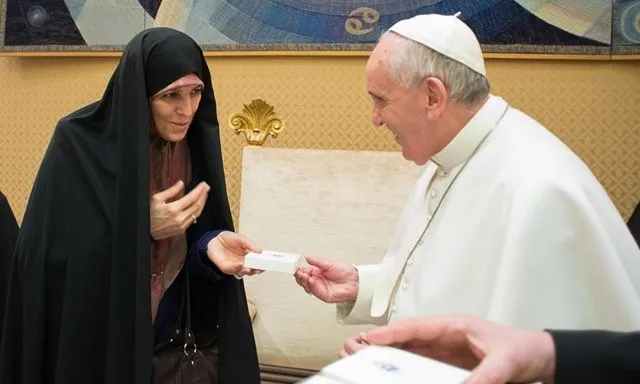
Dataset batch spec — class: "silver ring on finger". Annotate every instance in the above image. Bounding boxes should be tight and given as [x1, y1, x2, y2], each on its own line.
[233, 273, 243, 280]
[191, 214, 197, 224]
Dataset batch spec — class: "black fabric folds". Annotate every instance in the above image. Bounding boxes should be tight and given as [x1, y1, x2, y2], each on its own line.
[0, 28, 259, 384]
[628, 201, 639, 246]
[0, 191, 19, 340]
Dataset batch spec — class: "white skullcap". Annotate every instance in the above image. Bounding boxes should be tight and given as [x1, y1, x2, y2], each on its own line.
[388, 12, 486, 76]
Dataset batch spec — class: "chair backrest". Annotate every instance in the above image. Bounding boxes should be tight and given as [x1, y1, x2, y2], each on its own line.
[238, 146, 421, 372]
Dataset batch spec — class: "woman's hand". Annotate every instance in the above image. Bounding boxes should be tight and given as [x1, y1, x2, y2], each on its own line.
[150, 180, 210, 240]
[207, 231, 264, 277]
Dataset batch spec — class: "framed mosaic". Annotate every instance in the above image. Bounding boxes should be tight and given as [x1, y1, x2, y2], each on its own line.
[0, 0, 638, 56]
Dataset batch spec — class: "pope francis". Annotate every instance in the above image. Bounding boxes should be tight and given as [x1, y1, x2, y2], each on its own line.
[294, 13, 640, 332]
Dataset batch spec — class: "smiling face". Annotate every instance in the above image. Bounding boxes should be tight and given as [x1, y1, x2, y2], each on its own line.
[365, 35, 450, 165]
[366, 60, 428, 164]
[149, 74, 204, 142]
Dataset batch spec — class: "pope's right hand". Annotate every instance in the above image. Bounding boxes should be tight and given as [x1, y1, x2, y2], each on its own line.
[294, 256, 359, 303]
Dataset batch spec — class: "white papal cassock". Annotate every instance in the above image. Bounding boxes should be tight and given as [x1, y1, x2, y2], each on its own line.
[337, 95, 640, 331]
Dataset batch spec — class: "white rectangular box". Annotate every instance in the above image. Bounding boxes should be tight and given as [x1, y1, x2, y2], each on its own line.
[244, 250, 303, 274]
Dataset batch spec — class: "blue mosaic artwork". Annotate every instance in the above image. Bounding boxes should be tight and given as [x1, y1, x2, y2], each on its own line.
[1, 0, 638, 54]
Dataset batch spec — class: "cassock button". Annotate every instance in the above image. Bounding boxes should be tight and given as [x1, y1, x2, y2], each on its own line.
[402, 283, 408, 291]
[407, 258, 414, 266]
[438, 170, 448, 177]
[426, 214, 432, 222]
[430, 189, 438, 198]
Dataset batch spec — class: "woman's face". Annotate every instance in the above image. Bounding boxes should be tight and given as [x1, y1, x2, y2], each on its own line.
[149, 77, 203, 142]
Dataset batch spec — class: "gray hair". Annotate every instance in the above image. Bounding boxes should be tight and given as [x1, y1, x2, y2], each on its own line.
[382, 31, 490, 105]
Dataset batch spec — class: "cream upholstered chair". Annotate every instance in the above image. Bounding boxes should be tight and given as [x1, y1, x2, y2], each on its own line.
[237, 146, 420, 383]
[229, 99, 420, 383]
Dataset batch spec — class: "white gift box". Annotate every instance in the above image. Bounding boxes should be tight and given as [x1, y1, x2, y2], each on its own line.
[243, 250, 303, 274]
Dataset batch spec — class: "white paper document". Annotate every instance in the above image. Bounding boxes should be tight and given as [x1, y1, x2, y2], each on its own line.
[301, 376, 344, 384]
[301, 345, 470, 383]
[244, 250, 303, 274]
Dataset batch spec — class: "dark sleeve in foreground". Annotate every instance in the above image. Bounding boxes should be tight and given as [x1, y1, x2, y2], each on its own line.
[549, 330, 640, 383]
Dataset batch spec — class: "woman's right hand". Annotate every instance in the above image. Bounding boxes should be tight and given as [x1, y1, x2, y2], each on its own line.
[150, 180, 210, 240]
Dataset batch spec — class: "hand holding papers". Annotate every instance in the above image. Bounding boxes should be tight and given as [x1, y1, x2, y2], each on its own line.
[302, 345, 470, 384]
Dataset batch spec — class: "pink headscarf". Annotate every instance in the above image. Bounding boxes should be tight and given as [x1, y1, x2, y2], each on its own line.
[153, 73, 203, 96]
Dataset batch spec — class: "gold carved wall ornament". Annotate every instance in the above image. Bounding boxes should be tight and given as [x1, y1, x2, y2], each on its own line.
[345, 7, 380, 36]
[229, 99, 284, 146]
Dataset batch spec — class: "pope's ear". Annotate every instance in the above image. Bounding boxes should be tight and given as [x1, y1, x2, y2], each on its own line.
[422, 77, 448, 119]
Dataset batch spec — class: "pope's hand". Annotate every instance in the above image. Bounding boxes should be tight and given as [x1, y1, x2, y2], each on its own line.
[207, 231, 264, 277]
[340, 332, 369, 358]
[294, 256, 359, 303]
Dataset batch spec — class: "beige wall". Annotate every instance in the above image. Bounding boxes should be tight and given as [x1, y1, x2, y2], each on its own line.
[0, 56, 638, 225]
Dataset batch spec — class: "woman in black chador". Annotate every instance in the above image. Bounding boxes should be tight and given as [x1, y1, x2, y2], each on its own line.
[0, 28, 261, 384]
